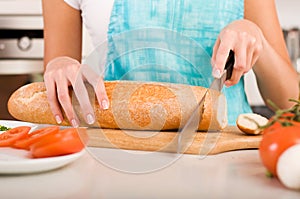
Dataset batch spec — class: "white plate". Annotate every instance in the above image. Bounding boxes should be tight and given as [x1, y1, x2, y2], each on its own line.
[0, 120, 85, 174]
[0, 120, 38, 133]
[0, 148, 85, 174]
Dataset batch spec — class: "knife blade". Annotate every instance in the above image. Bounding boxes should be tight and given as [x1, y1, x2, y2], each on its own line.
[176, 50, 235, 154]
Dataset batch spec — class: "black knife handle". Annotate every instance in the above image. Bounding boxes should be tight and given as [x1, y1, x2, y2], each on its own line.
[225, 50, 235, 80]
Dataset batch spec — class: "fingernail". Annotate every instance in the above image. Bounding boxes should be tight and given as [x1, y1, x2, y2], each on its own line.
[86, 114, 95, 124]
[71, 119, 79, 128]
[212, 68, 222, 78]
[101, 100, 109, 110]
[55, 115, 62, 124]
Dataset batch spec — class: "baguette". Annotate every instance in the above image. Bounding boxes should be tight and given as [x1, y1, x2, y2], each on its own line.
[7, 81, 227, 131]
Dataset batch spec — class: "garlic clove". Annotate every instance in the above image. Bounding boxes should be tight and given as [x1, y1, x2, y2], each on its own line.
[277, 144, 300, 190]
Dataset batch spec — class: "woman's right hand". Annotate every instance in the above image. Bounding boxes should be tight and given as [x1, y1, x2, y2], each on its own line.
[44, 56, 109, 127]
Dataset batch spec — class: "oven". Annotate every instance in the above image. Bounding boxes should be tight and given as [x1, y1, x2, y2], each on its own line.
[0, 0, 44, 119]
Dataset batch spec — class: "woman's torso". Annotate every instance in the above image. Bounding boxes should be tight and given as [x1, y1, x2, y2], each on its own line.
[64, 0, 252, 125]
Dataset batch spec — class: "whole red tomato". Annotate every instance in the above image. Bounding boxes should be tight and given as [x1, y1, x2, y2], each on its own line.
[259, 124, 300, 176]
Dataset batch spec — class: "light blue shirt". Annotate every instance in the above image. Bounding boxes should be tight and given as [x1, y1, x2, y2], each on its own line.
[104, 0, 252, 125]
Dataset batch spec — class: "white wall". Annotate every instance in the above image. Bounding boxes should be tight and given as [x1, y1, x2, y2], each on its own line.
[276, 0, 300, 29]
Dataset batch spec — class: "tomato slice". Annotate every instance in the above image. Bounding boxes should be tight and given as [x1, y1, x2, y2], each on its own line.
[30, 128, 88, 158]
[0, 126, 31, 147]
[13, 126, 60, 150]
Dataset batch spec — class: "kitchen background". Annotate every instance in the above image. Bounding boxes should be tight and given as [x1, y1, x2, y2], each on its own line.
[0, 0, 299, 119]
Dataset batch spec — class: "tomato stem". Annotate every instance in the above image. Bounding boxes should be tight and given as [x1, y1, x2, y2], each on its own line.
[264, 98, 300, 129]
[267, 99, 281, 111]
[265, 170, 274, 178]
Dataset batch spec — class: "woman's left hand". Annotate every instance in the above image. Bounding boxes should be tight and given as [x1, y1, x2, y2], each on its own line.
[211, 19, 265, 86]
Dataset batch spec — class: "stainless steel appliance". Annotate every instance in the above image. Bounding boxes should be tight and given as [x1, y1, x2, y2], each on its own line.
[284, 28, 300, 72]
[0, 0, 44, 119]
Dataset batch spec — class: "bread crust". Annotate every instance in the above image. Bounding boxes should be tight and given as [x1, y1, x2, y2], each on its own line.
[8, 81, 227, 131]
[236, 113, 268, 135]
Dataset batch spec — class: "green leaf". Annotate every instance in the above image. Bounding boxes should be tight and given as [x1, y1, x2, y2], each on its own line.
[0, 125, 11, 131]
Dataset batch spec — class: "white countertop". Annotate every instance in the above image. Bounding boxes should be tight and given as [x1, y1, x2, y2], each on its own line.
[0, 148, 299, 199]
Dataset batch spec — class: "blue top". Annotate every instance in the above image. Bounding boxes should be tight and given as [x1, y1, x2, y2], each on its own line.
[104, 0, 252, 125]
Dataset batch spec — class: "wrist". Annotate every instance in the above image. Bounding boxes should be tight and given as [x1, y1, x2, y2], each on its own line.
[47, 56, 80, 65]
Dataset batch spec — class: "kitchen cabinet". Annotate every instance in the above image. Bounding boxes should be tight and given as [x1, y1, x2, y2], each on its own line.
[0, 0, 43, 119]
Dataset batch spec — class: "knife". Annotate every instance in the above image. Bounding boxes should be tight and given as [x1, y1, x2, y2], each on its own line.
[176, 50, 235, 154]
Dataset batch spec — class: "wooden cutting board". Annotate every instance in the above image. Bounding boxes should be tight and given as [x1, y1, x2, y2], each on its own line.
[86, 126, 262, 155]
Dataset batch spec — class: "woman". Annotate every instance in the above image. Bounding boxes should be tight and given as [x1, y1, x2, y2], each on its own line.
[42, 0, 299, 127]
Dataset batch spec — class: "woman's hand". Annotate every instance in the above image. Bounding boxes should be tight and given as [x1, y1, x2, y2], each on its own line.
[211, 19, 264, 86]
[44, 56, 109, 127]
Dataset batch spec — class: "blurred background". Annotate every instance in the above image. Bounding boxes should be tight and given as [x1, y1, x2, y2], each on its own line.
[0, 0, 299, 120]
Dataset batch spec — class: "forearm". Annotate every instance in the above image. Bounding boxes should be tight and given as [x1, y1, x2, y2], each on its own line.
[42, 0, 82, 68]
[253, 39, 299, 109]
[244, 0, 299, 109]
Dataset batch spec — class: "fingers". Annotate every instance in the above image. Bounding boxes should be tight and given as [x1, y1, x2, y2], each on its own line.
[81, 64, 109, 110]
[44, 76, 63, 124]
[44, 67, 80, 127]
[73, 74, 96, 125]
[44, 57, 82, 127]
[225, 67, 244, 87]
[44, 57, 109, 128]
[225, 37, 248, 86]
[212, 21, 264, 86]
[211, 38, 220, 67]
[56, 78, 80, 127]
[212, 30, 235, 78]
[94, 77, 109, 110]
